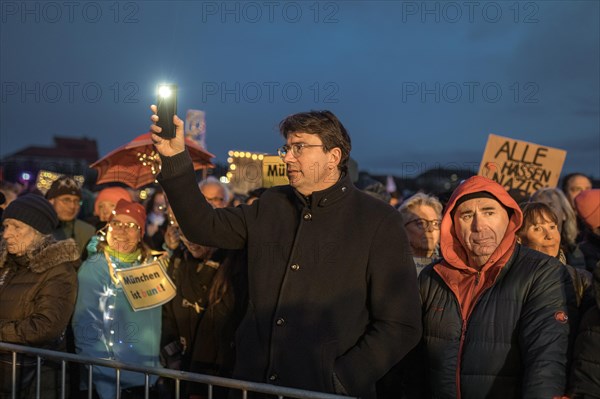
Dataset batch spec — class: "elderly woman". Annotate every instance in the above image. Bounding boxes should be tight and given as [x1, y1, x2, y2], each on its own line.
[398, 193, 443, 275]
[0, 194, 80, 398]
[72, 199, 163, 399]
[517, 202, 593, 309]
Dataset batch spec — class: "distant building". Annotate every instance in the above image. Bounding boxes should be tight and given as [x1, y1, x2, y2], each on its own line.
[0, 136, 99, 186]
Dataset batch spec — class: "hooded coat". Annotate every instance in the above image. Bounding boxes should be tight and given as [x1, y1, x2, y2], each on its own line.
[0, 236, 80, 397]
[0, 236, 79, 346]
[158, 152, 422, 399]
[418, 176, 575, 398]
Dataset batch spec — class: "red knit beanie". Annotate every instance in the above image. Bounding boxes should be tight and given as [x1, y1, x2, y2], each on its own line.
[574, 189, 600, 229]
[110, 199, 147, 236]
[94, 187, 132, 216]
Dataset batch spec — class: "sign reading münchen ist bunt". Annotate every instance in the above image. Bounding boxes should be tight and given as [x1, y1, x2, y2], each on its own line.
[116, 261, 176, 312]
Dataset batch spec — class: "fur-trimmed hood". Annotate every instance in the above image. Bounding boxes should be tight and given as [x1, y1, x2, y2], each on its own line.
[0, 236, 80, 273]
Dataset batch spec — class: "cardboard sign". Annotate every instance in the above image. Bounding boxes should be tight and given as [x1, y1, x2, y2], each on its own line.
[262, 155, 289, 188]
[115, 261, 176, 312]
[478, 134, 567, 197]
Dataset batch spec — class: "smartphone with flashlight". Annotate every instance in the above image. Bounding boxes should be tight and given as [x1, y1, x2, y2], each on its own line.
[156, 84, 178, 139]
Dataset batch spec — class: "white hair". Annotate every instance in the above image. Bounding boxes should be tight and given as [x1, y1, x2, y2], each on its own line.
[198, 177, 231, 204]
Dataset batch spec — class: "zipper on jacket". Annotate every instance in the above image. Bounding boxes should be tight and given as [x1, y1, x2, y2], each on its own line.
[452, 275, 496, 399]
[455, 318, 468, 399]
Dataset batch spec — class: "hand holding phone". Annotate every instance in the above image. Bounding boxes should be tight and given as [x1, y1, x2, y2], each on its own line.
[156, 84, 178, 139]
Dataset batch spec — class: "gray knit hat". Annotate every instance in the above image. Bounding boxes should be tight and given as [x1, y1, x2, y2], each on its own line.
[46, 176, 81, 200]
[2, 194, 59, 234]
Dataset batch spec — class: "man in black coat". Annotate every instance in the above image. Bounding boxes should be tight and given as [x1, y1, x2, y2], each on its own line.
[149, 108, 422, 398]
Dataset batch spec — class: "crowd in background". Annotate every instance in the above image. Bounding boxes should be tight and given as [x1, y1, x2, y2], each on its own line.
[0, 167, 599, 399]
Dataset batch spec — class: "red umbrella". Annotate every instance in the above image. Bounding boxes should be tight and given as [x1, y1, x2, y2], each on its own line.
[90, 133, 214, 189]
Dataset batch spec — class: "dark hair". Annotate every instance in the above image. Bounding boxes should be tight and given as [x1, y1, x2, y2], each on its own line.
[279, 110, 352, 174]
[518, 202, 559, 237]
[530, 188, 578, 247]
[561, 173, 591, 193]
[145, 188, 166, 215]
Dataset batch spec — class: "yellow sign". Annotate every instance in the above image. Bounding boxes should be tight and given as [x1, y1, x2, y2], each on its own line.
[262, 155, 288, 188]
[115, 261, 176, 312]
[478, 134, 567, 197]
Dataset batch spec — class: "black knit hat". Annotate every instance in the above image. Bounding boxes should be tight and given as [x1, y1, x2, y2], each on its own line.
[451, 191, 513, 219]
[2, 194, 59, 234]
[46, 176, 81, 200]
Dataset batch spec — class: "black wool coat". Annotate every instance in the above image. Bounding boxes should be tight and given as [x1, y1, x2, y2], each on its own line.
[159, 152, 422, 398]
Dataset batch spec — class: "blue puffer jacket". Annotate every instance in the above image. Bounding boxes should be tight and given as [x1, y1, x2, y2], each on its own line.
[72, 237, 162, 399]
[419, 246, 574, 398]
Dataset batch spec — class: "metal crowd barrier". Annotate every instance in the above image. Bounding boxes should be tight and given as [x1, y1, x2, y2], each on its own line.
[0, 342, 353, 399]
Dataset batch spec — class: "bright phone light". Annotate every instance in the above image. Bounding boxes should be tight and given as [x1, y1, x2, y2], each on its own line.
[158, 85, 172, 98]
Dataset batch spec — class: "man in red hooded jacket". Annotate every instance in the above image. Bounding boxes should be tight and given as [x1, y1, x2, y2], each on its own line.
[417, 176, 576, 398]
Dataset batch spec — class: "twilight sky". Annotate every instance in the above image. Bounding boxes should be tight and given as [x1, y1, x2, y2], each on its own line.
[1, 0, 599, 180]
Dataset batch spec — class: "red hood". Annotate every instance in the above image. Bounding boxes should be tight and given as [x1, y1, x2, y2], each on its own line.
[440, 175, 523, 274]
[436, 175, 523, 399]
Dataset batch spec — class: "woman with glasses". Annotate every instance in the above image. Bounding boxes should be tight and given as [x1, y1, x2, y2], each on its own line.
[72, 199, 164, 399]
[398, 193, 443, 276]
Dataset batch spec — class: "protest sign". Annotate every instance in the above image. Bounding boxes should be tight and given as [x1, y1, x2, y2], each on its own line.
[478, 134, 567, 197]
[262, 155, 288, 188]
[115, 261, 176, 312]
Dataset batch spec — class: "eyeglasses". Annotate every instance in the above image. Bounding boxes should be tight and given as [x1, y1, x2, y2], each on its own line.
[405, 218, 442, 230]
[278, 143, 325, 159]
[109, 220, 141, 232]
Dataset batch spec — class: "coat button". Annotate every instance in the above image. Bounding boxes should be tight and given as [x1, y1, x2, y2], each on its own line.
[269, 373, 278, 381]
[303, 213, 312, 221]
[276, 317, 286, 326]
[290, 264, 300, 271]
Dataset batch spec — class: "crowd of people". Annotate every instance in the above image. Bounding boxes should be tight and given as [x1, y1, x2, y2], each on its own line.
[0, 109, 598, 399]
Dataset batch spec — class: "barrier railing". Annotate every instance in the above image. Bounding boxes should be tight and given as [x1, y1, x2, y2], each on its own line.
[0, 342, 353, 399]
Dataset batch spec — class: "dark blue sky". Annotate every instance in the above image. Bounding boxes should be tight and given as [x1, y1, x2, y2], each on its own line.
[1, 1, 599, 179]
